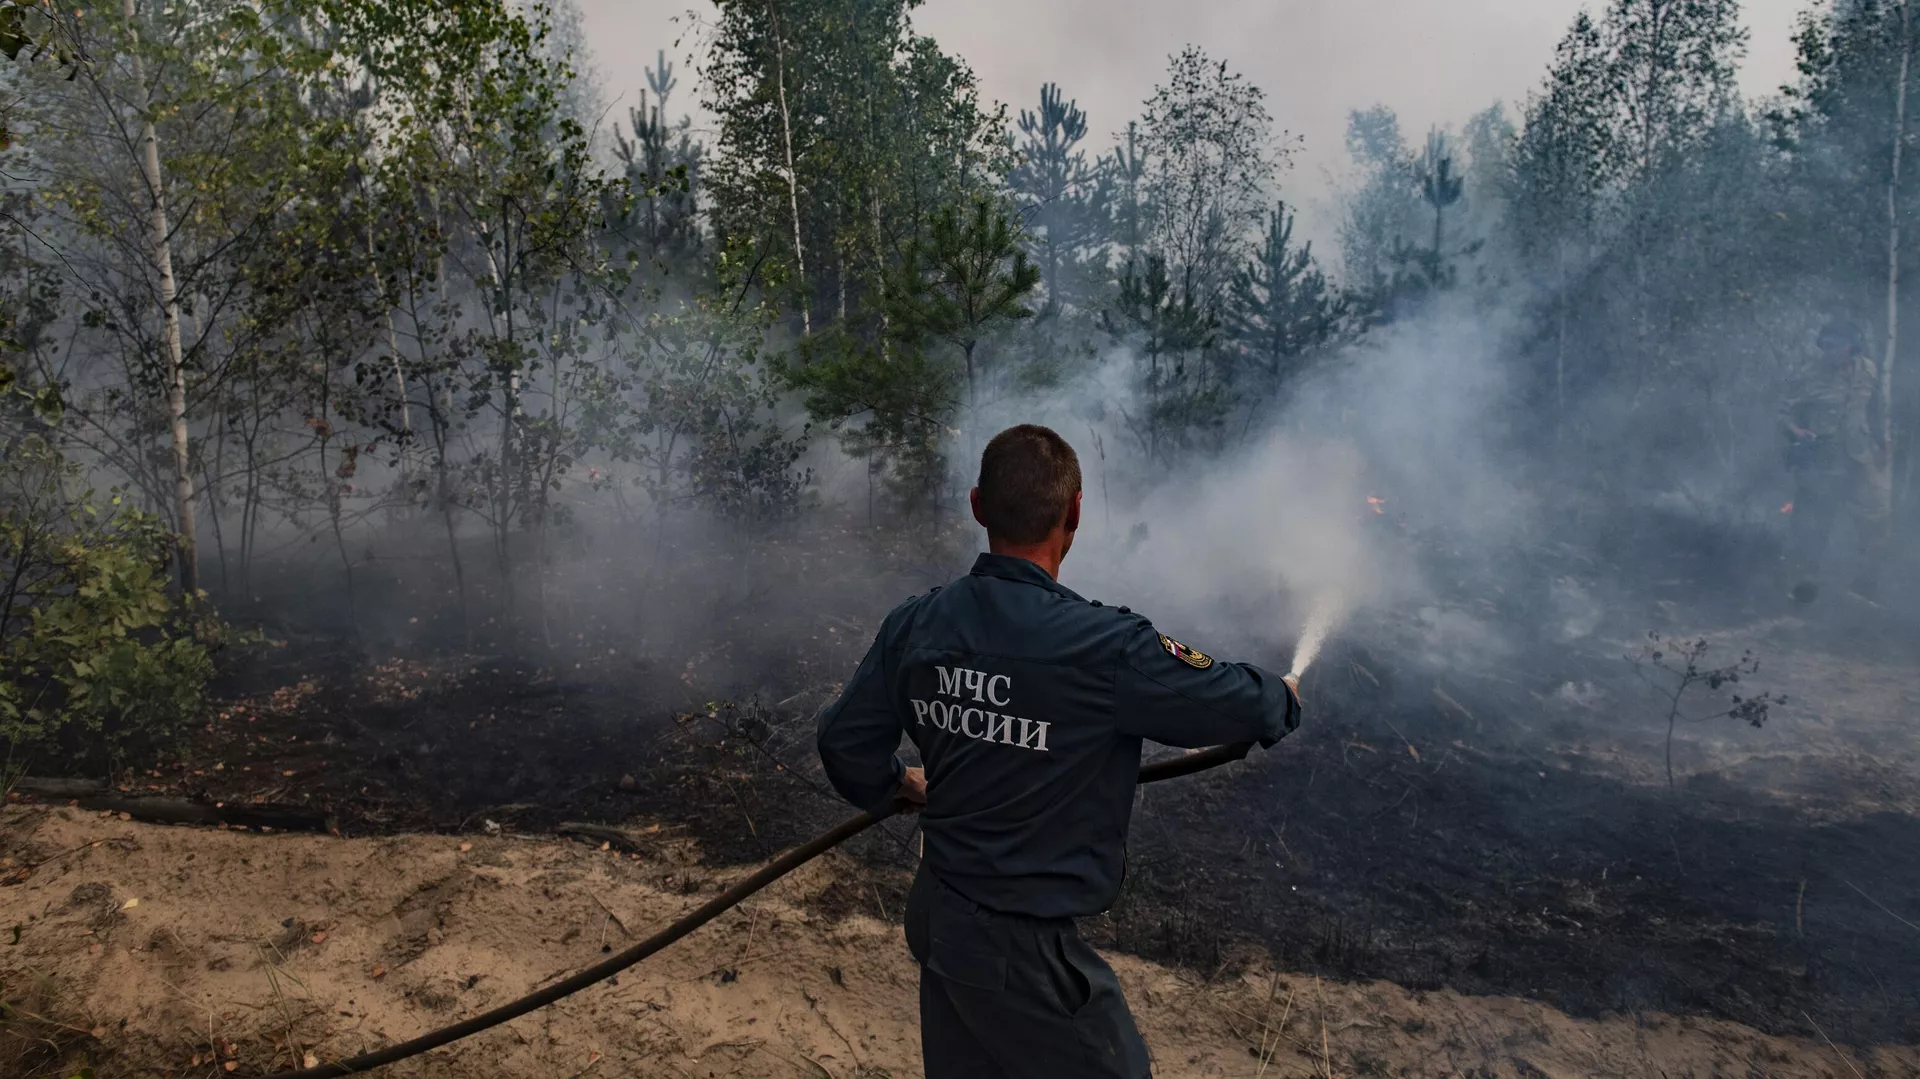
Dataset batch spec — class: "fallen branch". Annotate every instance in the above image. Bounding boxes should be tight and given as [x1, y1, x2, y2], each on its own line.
[83, 794, 326, 832]
[12, 777, 110, 799]
[13, 777, 328, 832]
[23, 838, 105, 870]
[557, 822, 650, 854]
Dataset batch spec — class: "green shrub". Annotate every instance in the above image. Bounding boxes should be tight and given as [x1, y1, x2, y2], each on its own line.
[1, 437, 213, 768]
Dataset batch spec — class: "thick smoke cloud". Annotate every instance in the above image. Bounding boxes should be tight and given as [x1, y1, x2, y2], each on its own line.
[970, 294, 1532, 682]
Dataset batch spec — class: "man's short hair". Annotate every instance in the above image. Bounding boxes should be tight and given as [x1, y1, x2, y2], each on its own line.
[976, 425, 1082, 544]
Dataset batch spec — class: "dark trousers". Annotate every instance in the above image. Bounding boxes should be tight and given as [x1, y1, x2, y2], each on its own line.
[905, 868, 1151, 1079]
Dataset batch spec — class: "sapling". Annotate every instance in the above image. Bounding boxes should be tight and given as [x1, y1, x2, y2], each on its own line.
[1627, 632, 1784, 789]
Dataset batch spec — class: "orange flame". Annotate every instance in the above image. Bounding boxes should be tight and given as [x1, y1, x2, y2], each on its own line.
[1366, 496, 1386, 515]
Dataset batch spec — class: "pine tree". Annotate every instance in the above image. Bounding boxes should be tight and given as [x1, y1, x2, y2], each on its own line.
[1008, 83, 1105, 312]
[1417, 130, 1465, 275]
[1106, 254, 1220, 462]
[610, 50, 704, 270]
[1225, 202, 1348, 408]
[887, 198, 1041, 406]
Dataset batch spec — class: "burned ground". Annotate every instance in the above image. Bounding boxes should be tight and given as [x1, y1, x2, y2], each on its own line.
[9, 512, 1920, 1064]
[46, 572, 1912, 1056]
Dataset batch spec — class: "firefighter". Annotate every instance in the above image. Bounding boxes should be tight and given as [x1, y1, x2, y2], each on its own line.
[816, 424, 1301, 1079]
[1781, 318, 1890, 605]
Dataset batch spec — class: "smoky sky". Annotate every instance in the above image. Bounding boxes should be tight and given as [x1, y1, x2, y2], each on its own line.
[579, 0, 1804, 217]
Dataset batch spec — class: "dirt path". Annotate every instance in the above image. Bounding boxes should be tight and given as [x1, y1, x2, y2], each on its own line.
[4, 805, 1914, 1079]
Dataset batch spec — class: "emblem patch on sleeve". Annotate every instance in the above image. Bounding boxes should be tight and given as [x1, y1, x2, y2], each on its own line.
[1158, 633, 1213, 669]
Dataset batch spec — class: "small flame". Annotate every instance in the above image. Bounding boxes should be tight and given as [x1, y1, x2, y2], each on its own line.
[1780, 502, 1794, 515]
[1366, 496, 1386, 515]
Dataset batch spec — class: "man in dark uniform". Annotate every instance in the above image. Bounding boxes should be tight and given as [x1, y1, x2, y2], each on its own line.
[1781, 318, 1890, 604]
[816, 424, 1301, 1079]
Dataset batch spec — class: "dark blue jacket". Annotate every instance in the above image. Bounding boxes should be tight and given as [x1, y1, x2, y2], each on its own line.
[816, 552, 1299, 919]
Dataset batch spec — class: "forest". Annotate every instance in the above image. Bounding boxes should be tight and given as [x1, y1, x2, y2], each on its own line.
[3, 0, 1920, 1076]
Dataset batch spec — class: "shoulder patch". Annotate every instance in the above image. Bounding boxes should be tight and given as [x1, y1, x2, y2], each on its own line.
[1158, 633, 1213, 669]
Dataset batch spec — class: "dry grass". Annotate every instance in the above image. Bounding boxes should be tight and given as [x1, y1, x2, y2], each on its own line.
[0, 969, 97, 1079]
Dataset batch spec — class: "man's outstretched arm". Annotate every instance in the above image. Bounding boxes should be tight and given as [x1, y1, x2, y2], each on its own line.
[1114, 621, 1300, 749]
[816, 632, 911, 815]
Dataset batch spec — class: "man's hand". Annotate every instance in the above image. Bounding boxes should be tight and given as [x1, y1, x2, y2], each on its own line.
[893, 767, 928, 814]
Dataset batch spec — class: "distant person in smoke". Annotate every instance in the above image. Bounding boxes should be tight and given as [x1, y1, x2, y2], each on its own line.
[815, 424, 1301, 1079]
[1780, 318, 1890, 605]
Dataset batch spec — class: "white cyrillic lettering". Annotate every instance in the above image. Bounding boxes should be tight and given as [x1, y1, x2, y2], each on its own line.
[960, 708, 981, 738]
[911, 699, 930, 726]
[986, 674, 1012, 707]
[983, 712, 1012, 744]
[936, 667, 960, 698]
[962, 669, 985, 701]
[1016, 717, 1052, 752]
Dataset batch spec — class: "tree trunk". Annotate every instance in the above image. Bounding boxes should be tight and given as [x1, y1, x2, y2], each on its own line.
[478, 213, 518, 605]
[386, 309, 411, 469]
[1886, 0, 1911, 522]
[766, 0, 810, 335]
[318, 367, 357, 635]
[368, 216, 413, 476]
[123, 0, 197, 596]
[1556, 250, 1569, 441]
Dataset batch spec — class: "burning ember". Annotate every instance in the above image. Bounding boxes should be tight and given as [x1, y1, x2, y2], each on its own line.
[1780, 502, 1794, 515]
[1367, 496, 1387, 515]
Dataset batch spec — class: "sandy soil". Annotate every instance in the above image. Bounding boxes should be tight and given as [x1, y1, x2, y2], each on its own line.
[4, 804, 1915, 1079]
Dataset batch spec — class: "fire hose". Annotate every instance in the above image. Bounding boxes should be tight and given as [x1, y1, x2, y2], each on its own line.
[253, 742, 1256, 1079]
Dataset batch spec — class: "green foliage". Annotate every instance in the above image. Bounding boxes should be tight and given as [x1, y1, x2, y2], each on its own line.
[1085, 46, 1306, 458]
[1225, 202, 1350, 403]
[887, 198, 1041, 401]
[0, 440, 212, 765]
[1106, 254, 1224, 460]
[609, 50, 704, 272]
[1009, 83, 1107, 312]
[702, 0, 1007, 333]
[786, 197, 1037, 512]
[621, 298, 811, 523]
[788, 326, 957, 512]
[1503, 0, 1765, 473]
[1135, 46, 1278, 315]
[0, 0, 83, 140]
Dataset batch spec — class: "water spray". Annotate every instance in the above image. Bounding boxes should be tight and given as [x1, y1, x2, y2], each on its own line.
[1287, 592, 1344, 681]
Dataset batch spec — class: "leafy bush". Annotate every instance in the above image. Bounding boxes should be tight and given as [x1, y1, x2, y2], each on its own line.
[1, 437, 213, 768]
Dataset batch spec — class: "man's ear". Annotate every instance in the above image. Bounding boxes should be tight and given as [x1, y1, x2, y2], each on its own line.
[1063, 490, 1082, 534]
[970, 487, 988, 530]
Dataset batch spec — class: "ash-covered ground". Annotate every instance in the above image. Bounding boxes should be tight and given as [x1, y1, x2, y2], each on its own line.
[52, 510, 1918, 1052]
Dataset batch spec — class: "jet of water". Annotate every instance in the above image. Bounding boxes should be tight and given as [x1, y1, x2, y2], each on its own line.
[1288, 592, 1343, 680]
